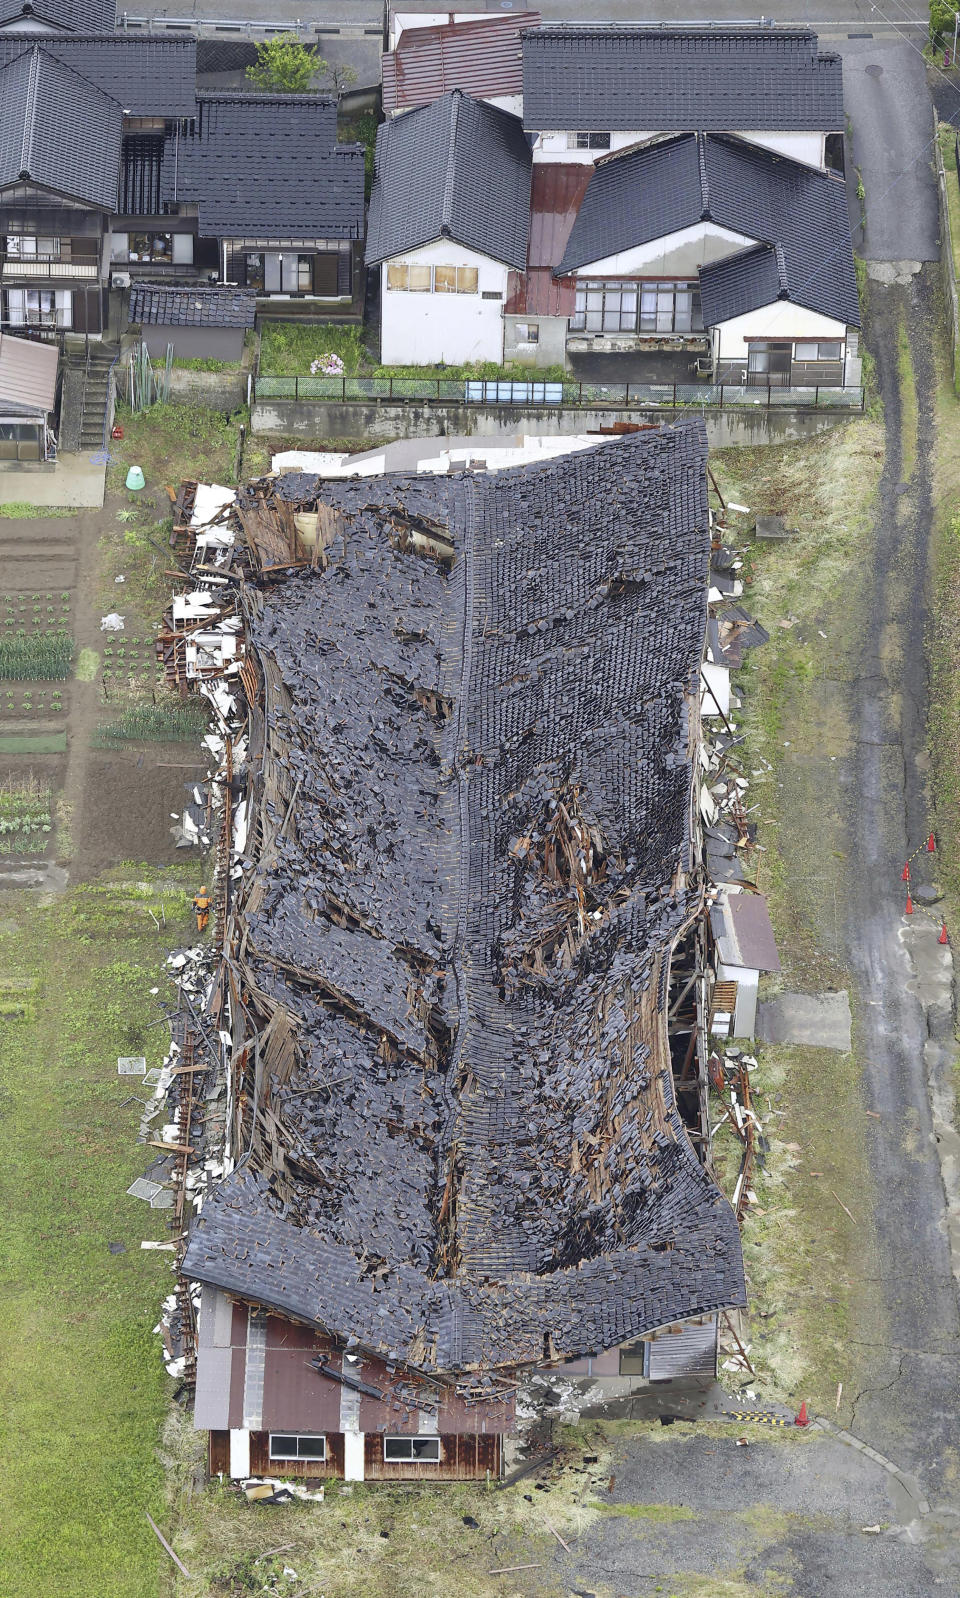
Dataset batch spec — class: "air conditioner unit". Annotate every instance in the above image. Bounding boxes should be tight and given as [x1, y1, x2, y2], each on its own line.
[111, 271, 131, 289]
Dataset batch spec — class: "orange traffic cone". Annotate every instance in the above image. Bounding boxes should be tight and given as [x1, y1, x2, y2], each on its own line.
[940, 923, 949, 946]
[901, 862, 911, 882]
[905, 893, 914, 915]
[928, 833, 937, 853]
[795, 1400, 809, 1427]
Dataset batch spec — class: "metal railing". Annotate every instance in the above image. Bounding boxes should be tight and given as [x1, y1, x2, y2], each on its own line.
[251, 375, 866, 411]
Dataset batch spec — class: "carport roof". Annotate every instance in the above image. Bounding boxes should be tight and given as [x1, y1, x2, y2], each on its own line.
[0, 330, 58, 412]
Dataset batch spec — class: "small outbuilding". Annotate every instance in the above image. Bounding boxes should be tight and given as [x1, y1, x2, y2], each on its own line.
[0, 331, 59, 462]
[710, 887, 781, 1039]
[128, 284, 257, 363]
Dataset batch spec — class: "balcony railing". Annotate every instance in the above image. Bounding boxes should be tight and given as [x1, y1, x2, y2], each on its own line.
[251, 375, 866, 411]
[1, 256, 99, 280]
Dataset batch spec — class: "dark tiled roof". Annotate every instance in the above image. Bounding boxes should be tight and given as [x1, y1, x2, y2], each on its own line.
[366, 89, 531, 269]
[698, 244, 784, 327]
[181, 425, 747, 1375]
[0, 45, 120, 209]
[0, 34, 196, 116]
[0, 0, 115, 26]
[129, 283, 257, 329]
[381, 11, 539, 113]
[160, 93, 364, 239]
[557, 133, 860, 327]
[522, 25, 844, 133]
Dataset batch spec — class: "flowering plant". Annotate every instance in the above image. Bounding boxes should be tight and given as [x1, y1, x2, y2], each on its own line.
[310, 353, 345, 376]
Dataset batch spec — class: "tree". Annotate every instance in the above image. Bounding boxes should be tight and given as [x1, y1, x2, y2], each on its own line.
[930, 0, 956, 46]
[325, 61, 358, 96]
[246, 34, 325, 94]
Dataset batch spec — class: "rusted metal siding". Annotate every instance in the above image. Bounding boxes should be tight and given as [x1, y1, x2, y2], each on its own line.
[208, 1429, 230, 1475]
[382, 14, 539, 114]
[249, 1430, 346, 1479]
[363, 1432, 501, 1480]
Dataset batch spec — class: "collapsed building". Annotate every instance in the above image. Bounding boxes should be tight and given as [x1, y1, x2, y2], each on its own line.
[177, 423, 746, 1482]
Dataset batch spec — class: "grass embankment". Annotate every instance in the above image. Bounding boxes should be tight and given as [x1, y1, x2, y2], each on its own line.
[709, 419, 884, 1410]
[938, 124, 960, 293]
[930, 344, 960, 899]
[0, 869, 202, 1598]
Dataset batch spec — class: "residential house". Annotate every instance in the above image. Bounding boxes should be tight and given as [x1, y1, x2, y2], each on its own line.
[0, 33, 367, 338]
[366, 90, 530, 365]
[141, 93, 365, 316]
[182, 424, 746, 1480]
[381, 10, 539, 117]
[0, 43, 123, 335]
[368, 24, 861, 385]
[0, 36, 196, 334]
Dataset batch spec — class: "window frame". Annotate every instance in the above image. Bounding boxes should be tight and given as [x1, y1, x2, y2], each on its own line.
[382, 1435, 441, 1463]
[267, 1433, 327, 1463]
[570, 279, 702, 336]
[515, 321, 540, 344]
[572, 131, 611, 150]
[794, 339, 843, 361]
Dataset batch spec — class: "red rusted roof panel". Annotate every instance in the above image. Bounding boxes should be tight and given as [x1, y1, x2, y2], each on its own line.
[382, 12, 540, 113]
[527, 161, 593, 267]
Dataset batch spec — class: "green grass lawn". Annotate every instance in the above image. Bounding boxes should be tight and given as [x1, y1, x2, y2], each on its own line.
[257, 321, 568, 383]
[0, 869, 201, 1598]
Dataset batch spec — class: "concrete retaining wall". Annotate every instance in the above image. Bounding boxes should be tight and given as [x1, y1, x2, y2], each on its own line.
[168, 368, 248, 412]
[250, 398, 861, 448]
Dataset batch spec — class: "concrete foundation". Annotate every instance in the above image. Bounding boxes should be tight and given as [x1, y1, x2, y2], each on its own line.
[251, 399, 861, 448]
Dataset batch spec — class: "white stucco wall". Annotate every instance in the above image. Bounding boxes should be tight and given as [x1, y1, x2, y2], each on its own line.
[379, 239, 508, 366]
[714, 302, 848, 362]
[574, 222, 754, 280]
[718, 961, 760, 1039]
[533, 129, 826, 168]
[734, 130, 825, 168]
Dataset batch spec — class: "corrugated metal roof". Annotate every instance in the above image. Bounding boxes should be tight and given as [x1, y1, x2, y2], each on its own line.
[382, 12, 539, 113]
[504, 265, 575, 317]
[712, 889, 780, 973]
[527, 160, 592, 268]
[0, 331, 57, 412]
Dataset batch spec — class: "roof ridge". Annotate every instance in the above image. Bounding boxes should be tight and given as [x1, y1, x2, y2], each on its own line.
[441, 89, 462, 236]
[20, 44, 39, 183]
[697, 132, 710, 220]
[774, 241, 789, 296]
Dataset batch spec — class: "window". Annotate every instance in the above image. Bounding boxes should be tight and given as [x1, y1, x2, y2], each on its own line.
[387, 263, 478, 294]
[6, 237, 59, 259]
[571, 132, 611, 150]
[383, 1436, 441, 1463]
[794, 339, 843, 361]
[4, 288, 71, 328]
[515, 322, 539, 344]
[268, 1434, 327, 1462]
[128, 232, 172, 264]
[245, 253, 265, 292]
[571, 280, 702, 335]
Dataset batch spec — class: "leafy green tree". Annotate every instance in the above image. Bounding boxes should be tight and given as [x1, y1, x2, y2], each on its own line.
[931, 0, 957, 46]
[246, 34, 325, 94]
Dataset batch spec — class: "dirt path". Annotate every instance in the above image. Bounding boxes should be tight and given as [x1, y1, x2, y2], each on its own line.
[838, 265, 960, 1516]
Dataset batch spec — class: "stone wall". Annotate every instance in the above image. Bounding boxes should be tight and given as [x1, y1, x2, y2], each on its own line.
[168, 368, 249, 412]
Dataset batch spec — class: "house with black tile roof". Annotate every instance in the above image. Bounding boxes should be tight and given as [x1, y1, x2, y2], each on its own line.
[367, 23, 861, 389]
[181, 424, 747, 1482]
[0, 29, 366, 339]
